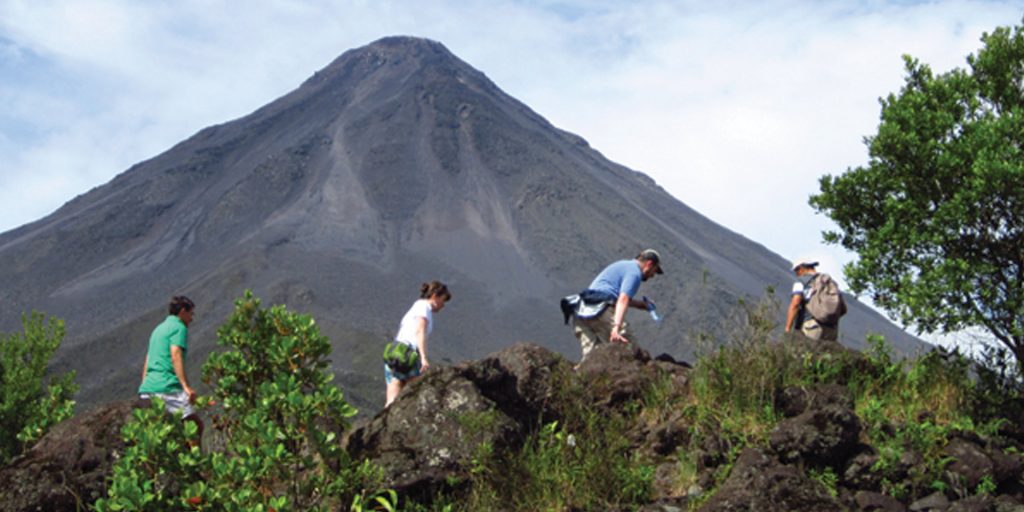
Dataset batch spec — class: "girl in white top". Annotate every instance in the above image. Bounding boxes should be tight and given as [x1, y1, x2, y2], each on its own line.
[384, 280, 451, 407]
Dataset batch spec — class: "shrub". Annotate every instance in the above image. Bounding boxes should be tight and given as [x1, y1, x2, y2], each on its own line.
[96, 291, 384, 511]
[0, 312, 77, 465]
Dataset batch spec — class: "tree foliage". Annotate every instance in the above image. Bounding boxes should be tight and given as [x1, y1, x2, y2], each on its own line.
[96, 291, 384, 511]
[810, 21, 1024, 366]
[0, 312, 77, 465]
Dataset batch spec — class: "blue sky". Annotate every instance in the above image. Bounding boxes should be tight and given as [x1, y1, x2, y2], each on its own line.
[1, 0, 1021, 345]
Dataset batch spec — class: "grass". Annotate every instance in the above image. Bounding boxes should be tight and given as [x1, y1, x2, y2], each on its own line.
[398, 291, 1023, 509]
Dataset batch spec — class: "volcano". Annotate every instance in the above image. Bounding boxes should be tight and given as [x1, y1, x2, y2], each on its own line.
[0, 37, 924, 411]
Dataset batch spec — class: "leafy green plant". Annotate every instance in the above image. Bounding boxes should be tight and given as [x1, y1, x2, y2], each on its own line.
[94, 398, 206, 511]
[97, 291, 385, 511]
[809, 467, 839, 498]
[976, 475, 997, 496]
[0, 311, 77, 465]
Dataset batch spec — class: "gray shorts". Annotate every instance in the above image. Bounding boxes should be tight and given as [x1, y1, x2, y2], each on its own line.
[140, 390, 196, 418]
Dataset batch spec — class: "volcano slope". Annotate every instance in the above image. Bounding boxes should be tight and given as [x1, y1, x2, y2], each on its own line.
[0, 36, 924, 410]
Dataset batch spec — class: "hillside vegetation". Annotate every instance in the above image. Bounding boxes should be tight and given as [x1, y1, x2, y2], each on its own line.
[2, 291, 1023, 511]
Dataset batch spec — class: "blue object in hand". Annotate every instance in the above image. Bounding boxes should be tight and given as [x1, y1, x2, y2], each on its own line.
[643, 296, 661, 323]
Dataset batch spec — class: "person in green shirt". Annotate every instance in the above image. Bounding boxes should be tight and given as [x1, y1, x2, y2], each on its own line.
[139, 296, 202, 440]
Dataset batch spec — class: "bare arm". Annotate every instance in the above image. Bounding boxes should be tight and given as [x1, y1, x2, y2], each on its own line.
[170, 345, 196, 403]
[140, 355, 148, 384]
[415, 317, 430, 371]
[785, 294, 802, 332]
[610, 293, 632, 343]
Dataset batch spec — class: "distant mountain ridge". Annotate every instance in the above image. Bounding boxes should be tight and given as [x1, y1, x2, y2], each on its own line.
[0, 36, 925, 410]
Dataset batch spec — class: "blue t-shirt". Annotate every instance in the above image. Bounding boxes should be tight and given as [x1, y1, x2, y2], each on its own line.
[587, 260, 643, 300]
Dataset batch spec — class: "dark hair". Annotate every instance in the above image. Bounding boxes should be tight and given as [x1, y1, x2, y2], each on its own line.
[169, 296, 195, 316]
[419, 280, 451, 302]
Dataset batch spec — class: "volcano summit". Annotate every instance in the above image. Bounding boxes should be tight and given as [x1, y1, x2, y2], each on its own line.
[0, 37, 923, 410]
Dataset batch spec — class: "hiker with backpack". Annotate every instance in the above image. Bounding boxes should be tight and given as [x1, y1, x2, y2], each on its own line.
[785, 259, 847, 341]
[561, 249, 664, 361]
[383, 280, 451, 407]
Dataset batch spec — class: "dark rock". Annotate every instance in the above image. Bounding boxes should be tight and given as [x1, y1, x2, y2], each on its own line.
[776, 383, 854, 418]
[654, 353, 692, 369]
[910, 491, 951, 511]
[575, 343, 663, 407]
[901, 450, 924, 468]
[0, 400, 140, 512]
[651, 462, 682, 501]
[944, 438, 995, 491]
[855, 490, 907, 511]
[769, 403, 861, 465]
[989, 448, 1023, 485]
[843, 448, 883, 491]
[697, 447, 842, 511]
[948, 495, 995, 512]
[345, 365, 521, 501]
[649, 410, 690, 456]
[993, 494, 1024, 512]
[460, 342, 568, 421]
[345, 343, 572, 501]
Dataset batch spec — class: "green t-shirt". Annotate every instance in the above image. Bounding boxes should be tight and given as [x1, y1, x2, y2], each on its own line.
[138, 315, 188, 394]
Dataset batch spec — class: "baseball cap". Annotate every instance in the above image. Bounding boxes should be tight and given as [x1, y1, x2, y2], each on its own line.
[791, 258, 819, 271]
[638, 249, 664, 274]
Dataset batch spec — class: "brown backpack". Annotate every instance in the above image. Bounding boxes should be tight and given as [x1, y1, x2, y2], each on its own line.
[805, 273, 848, 325]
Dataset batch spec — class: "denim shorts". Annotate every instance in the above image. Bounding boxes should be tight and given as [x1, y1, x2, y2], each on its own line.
[384, 359, 422, 384]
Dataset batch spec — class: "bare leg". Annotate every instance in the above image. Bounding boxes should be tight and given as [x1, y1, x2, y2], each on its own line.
[385, 375, 423, 407]
[385, 379, 403, 407]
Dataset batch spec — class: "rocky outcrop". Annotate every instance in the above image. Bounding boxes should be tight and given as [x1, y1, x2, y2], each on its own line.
[5, 341, 1024, 511]
[0, 400, 140, 512]
[699, 447, 843, 511]
[344, 343, 569, 500]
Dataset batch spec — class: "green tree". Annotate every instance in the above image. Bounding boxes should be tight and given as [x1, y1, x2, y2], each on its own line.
[0, 312, 77, 465]
[96, 291, 382, 511]
[810, 21, 1024, 369]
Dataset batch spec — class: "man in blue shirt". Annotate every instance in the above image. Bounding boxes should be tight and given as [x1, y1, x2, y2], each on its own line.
[572, 249, 663, 359]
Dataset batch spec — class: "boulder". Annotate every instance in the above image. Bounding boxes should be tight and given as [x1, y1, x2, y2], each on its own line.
[944, 437, 995, 491]
[775, 383, 854, 418]
[460, 342, 569, 421]
[948, 495, 995, 512]
[855, 490, 908, 511]
[769, 403, 861, 466]
[988, 447, 1023, 486]
[575, 343, 669, 407]
[843, 448, 883, 491]
[698, 447, 842, 511]
[648, 410, 690, 456]
[345, 343, 566, 501]
[909, 491, 951, 511]
[0, 400, 140, 512]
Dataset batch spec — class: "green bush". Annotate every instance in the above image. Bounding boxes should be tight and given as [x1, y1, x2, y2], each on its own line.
[96, 291, 385, 511]
[0, 312, 77, 465]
